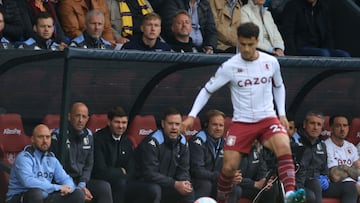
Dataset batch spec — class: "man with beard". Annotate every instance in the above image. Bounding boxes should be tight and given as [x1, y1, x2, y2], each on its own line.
[70, 9, 113, 49]
[324, 115, 360, 196]
[6, 124, 84, 203]
[134, 107, 194, 203]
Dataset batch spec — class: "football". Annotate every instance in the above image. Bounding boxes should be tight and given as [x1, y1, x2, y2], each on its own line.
[194, 197, 217, 203]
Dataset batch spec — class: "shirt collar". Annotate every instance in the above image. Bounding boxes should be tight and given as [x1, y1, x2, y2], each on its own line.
[112, 134, 121, 141]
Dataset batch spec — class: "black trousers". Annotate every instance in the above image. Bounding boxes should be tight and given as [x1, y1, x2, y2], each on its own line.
[6, 188, 84, 203]
[128, 182, 195, 203]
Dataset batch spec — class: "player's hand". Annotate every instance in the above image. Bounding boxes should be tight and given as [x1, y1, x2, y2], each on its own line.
[181, 117, 195, 134]
[60, 185, 72, 196]
[80, 186, 93, 202]
[279, 115, 289, 132]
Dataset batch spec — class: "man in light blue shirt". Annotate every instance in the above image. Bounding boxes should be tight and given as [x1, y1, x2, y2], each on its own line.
[6, 124, 84, 203]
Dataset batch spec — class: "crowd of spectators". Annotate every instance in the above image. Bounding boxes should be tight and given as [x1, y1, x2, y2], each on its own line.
[0, 0, 352, 57]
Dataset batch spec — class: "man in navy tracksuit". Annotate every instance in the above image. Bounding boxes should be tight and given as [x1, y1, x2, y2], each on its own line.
[51, 102, 112, 203]
[189, 109, 241, 202]
[6, 124, 84, 203]
[134, 107, 194, 203]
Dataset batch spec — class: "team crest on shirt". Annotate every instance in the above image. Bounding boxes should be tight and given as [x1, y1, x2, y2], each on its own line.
[262, 62, 271, 71]
[83, 137, 89, 145]
[237, 68, 243, 73]
[226, 135, 236, 146]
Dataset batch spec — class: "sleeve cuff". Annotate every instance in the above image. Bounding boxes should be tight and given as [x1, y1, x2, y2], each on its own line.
[77, 182, 86, 188]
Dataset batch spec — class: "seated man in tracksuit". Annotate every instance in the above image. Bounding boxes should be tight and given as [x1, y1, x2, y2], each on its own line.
[236, 142, 278, 203]
[188, 109, 241, 203]
[292, 111, 358, 203]
[17, 12, 66, 51]
[134, 107, 194, 203]
[51, 102, 113, 203]
[6, 124, 84, 203]
[69, 9, 112, 50]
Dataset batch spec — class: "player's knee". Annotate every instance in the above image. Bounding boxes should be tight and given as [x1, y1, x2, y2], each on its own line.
[222, 164, 237, 176]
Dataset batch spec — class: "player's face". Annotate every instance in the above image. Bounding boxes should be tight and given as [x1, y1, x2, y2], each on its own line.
[303, 115, 323, 139]
[141, 18, 161, 40]
[32, 126, 51, 152]
[68, 104, 89, 131]
[161, 114, 182, 139]
[237, 36, 259, 61]
[331, 116, 349, 140]
[35, 17, 54, 40]
[207, 115, 225, 140]
[288, 121, 297, 137]
[109, 116, 128, 137]
[86, 14, 105, 39]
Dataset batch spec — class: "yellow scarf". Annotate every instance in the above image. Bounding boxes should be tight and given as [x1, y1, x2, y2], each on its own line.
[119, 0, 151, 37]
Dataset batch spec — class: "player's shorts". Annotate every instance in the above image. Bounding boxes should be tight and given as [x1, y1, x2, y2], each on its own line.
[224, 117, 287, 154]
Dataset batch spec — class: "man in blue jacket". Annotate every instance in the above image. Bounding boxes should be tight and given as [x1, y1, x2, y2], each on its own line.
[6, 124, 84, 203]
[134, 107, 194, 203]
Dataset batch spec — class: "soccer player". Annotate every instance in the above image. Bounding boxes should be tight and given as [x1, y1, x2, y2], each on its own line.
[182, 22, 305, 203]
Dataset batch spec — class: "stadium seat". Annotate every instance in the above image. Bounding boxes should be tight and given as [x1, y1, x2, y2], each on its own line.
[0, 114, 31, 203]
[347, 117, 360, 145]
[87, 114, 108, 133]
[321, 115, 331, 140]
[127, 115, 157, 148]
[41, 114, 60, 133]
[322, 198, 340, 203]
[182, 116, 201, 140]
[238, 198, 251, 203]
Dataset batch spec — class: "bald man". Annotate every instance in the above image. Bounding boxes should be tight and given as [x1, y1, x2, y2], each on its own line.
[51, 102, 113, 203]
[6, 124, 84, 203]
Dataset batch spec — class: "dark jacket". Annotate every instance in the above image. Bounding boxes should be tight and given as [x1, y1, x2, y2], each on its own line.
[188, 130, 224, 181]
[0, 0, 26, 41]
[92, 126, 135, 181]
[0, 37, 13, 49]
[27, 0, 66, 43]
[281, 0, 334, 55]
[238, 144, 269, 189]
[135, 129, 191, 187]
[160, 0, 217, 50]
[121, 36, 172, 51]
[70, 31, 113, 49]
[17, 34, 60, 50]
[167, 36, 198, 53]
[51, 125, 94, 185]
[292, 128, 328, 189]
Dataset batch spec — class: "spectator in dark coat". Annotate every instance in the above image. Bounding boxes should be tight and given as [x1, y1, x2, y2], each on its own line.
[159, 0, 217, 54]
[0, 0, 26, 41]
[281, 0, 350, 57]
